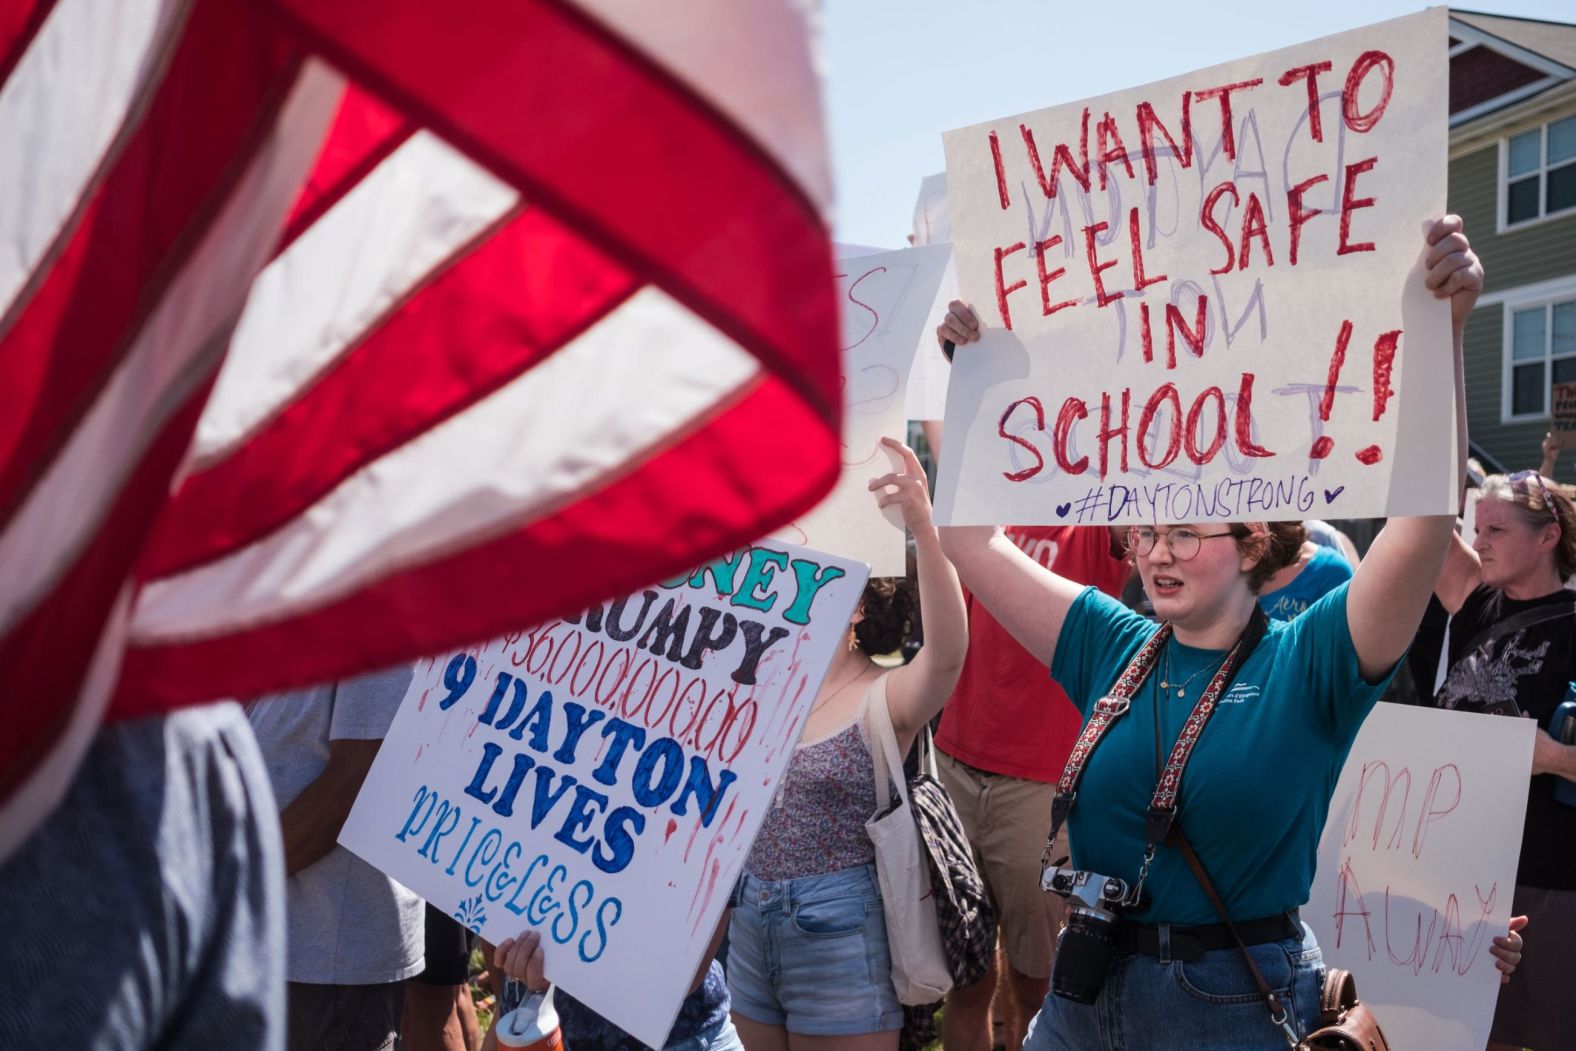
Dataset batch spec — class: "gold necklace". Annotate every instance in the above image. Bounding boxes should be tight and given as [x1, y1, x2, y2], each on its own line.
[1159, 646, 1223, 700]
[808, 661, 871, 718]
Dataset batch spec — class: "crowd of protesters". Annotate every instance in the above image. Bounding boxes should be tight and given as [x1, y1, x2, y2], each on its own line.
[5, 193, 1572, 1051]
[480, 216, 1552, 1051]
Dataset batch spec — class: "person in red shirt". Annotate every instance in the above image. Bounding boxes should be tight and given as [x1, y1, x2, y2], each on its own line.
[934, 520, 1129, 1051]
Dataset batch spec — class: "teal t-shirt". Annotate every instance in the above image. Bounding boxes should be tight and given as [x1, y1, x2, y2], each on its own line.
[1049, 584, 1393, 925]
[1258, 545, 1354, 622]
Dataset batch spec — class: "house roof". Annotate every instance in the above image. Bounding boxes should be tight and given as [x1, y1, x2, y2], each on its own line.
[1452, 10, 1576, 75]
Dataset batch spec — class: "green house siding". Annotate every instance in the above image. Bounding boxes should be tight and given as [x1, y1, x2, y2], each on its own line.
[1449, 144, 1576, 297]
[1459, 303, 1560, 479]
[1449, 129, 1576, 483]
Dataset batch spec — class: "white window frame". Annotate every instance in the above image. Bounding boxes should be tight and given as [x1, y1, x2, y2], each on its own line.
[1497, 114, 1576, 234]
[1493, 275, 1576, 424]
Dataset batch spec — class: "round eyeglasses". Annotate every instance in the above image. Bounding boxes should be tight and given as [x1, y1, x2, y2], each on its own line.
[1126, 526, 1236, 561]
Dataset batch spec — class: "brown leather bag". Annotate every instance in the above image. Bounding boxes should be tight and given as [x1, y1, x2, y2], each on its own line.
[1174, 833, 1390, 1050]
[1301, 968, 1390, 1051]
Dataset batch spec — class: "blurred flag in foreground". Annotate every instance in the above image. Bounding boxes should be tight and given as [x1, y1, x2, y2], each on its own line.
[0, 0, 840, 857]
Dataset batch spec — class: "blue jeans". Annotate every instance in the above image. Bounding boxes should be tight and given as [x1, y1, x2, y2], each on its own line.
[1024, 922, 1325, 1051]
[727, 864, 905, 1036]
[667, 1013, 744, 1051]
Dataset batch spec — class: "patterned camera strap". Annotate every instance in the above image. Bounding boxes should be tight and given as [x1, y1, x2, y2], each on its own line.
[1045, 606, 1269, 864]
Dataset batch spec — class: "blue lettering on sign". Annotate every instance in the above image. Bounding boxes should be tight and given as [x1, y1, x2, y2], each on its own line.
[392, 793, 625, 955]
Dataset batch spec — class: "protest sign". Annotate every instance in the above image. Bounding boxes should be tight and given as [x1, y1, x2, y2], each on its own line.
[1553, 380, 1576, 448]
[912, 171, 951, 246]
[907, 259, 958, 423]
[906, 174, 959, 422]
[1306, 704, 1534, 1050]
[340, 539, 868, 1047]
[934, 9, 1457, 526]
[775, 242, 950, 572]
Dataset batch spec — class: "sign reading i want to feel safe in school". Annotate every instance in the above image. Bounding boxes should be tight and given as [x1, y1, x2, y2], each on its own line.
[934, 9, 1458, 526]
[340, 538, 867, 1048]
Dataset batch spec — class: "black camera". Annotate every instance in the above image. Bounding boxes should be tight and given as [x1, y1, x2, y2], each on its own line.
[1042, 866, 1140, 1004]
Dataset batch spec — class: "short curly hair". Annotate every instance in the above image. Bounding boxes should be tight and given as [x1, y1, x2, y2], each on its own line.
[853, 577, 916, 657]
[1229, 522, 1308, 593]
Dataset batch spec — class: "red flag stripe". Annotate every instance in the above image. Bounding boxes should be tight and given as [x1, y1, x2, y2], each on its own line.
[0, 3, 189, 333]
[0, 65, 341, 645]
[0, 53, 341, 819]
[276, 84, 413, 255]
[0, 0, 55, 93]
[188, 133, 520, 472]
[0, 584, 129, 861]
[114, 374, 840, 711]
[0, 377, 214, 808]
[140, 204, 639, 578]
[242, 0, 840, 427]
[125, 286, 762, 645]
[0, 0, 303, 526]
[563, 0, 833, 207]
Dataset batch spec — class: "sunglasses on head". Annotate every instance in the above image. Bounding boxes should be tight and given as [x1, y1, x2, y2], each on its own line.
[1508, 470, 1561, 526]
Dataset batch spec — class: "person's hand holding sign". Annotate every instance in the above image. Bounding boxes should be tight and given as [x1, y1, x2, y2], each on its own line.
[935, 298, 981, 359]
[1423, 214, 1483, 336]
[1490, 915, 1528, 985]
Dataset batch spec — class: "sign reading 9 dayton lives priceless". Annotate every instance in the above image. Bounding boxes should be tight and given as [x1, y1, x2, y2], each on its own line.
[933, 9, 1457, 526]
[340, 539, 867, 1047]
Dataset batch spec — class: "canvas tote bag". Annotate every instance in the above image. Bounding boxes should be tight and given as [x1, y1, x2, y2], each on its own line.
[864, 674, 953, 1005]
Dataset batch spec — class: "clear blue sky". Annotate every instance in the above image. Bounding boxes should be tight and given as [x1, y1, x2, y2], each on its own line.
[824, 2, 1575, 247]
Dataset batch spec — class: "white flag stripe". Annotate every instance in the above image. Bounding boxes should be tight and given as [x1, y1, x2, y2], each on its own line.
[129, 286, 759, 642]
[0, 0, 184, 321]
[193, 133, 517, 466]
[0, 62, 342, 635]
[566, 0, 831, 212]
[0, 586, 130, 861]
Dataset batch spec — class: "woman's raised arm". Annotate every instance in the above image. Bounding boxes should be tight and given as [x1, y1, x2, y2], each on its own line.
[931, 299, 1099, 673]
[868, 439, 968, 743]
[1347, 215, 1482, 681]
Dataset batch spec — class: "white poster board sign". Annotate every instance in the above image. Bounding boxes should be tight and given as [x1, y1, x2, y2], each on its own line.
[340, 539, 868, 1047]
[907, 174, 957, 422]
[1307, 704, 1535, 1050]
[912, 171, 951, 247]
[935, 9, 1456, 526]
[775, 243, 950, 573]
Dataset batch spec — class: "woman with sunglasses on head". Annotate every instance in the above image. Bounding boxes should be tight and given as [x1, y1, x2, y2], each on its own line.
[931, 217, 1517, 1049]
[1423, 467, 1576, 1051]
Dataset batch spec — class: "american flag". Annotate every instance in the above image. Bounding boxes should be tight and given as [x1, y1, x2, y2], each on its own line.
[0, 0, 841, 857]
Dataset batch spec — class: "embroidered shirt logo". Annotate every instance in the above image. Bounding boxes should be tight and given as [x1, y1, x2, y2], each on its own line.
[1221, 683, 1261, 705]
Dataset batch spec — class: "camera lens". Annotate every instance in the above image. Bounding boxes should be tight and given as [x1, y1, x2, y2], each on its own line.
[1050, 911, 1115, 1005]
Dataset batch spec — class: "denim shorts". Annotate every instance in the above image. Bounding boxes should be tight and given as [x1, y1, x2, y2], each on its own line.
[726, 864, 905, 1036]
[1023, 920, 1325, 1051]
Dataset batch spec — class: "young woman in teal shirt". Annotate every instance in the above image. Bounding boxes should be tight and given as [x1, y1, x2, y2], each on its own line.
[934, 217, 1509, 1049]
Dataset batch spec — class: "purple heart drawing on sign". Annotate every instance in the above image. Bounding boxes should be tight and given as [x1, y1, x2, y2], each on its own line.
[1055, 502, 1072, 518]
[1323, 487, 1345, 504]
